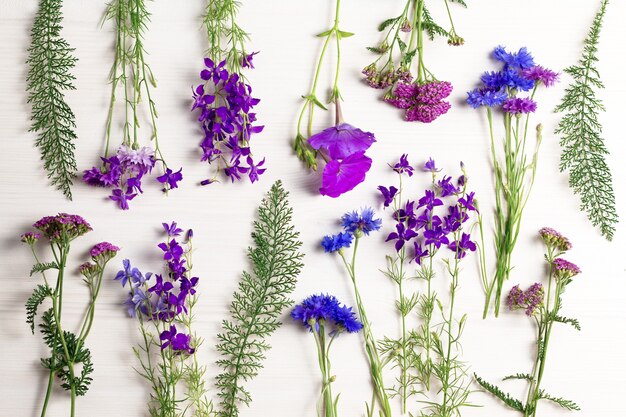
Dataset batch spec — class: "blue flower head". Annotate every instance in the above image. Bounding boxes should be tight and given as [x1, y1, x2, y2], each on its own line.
[492, 45, 535, 70]
[321, 232, 353, 253]
[341, 207, 382, 236]
[291, 293, 362, 334]
[466, 87, 508, 109]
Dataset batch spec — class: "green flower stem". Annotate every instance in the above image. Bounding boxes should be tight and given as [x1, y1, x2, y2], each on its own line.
[313, 323, 337, 417]
[339, 238, 392, 417]
[414, 0, 425, 82]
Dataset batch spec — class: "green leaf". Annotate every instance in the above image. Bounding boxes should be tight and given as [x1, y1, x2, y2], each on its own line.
[337, 30, 354, 39]
[366, 46, 385, 54]
[26, 284, 53, 333]
[317, 29, 332, 37]
[552, 314, 581, 331]
[538, 390, 581, 411]
[30, 261, 59, 277]
[502, 373, 533, 382]
[215, 181, 304, 417]
[397, 37, 407, 52]
[422, 6, 449, 40]
[378, 17, 399, 32]
[474, 374, 525, 412]
[401, 49, 417, 67]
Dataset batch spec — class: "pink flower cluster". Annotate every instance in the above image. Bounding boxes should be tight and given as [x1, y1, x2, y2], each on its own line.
[384, 81, 453, 123]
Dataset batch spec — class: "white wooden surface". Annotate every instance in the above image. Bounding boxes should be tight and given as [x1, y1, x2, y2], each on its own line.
[1, 1, 625, 416]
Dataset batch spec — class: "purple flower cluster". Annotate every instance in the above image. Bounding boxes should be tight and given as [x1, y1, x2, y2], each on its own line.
[384, 81, 453, 123]
[362, 64, 412, 90]
[552, 258, 581, 280]
[192, 56, 265, 185]
[32, 213, 92, 241]
[308, 123, 376, 198]
[379, 156, 477, 263]
[539, 227, 572, 252]
[291, 293, 363, 334]
[507, 283, 544, 316]
[322, 208, 382, 253]
[20, 232, 41, 245]
[90, 242, 120, 262]
[467, 46, 558, 113]
[115, 222, 198, 355]
[83, 145, 181, 210]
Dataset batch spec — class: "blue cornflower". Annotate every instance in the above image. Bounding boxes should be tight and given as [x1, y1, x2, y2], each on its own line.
[481, 68, 534, 92]
[321, 232, 353, 253]
[341, 208, 382, 236]
[291, 294, 362, 334]
[466, 87, 508, 108]
[492, 46, 535, 69]
[115, 259, 145, 287]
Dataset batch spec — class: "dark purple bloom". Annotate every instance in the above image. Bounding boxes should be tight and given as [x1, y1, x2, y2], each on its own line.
[33, 213, 92, 240]
[163, 222, 183, 237]
[148, 274, 174, 296]
[423, 226, 450, 249]
[160, 325, 195, 354]
[437, 176, 459, 197]
[247, 156, 266, 183]
[378, 185, 398, 208]
[386, 222, 418, 252]
[158, 239, 184, 262]
[157, 168, 183, 190]
[308, 123, 376, 159]
[539, 227, 572, 252]
[552, 258, 581, 279]
[392, 154, 414, 176]
[521, 65, 559, 87]
[423, 158, 440, 172]
[110, 188, 136, 210]
[224, 158, 249, 182]
[447, 233, 476, 259]
[417, 190, 443, 210]
[458, 192, 477, 212]
[413, 242, 429, 265]
[320, 152, 372, 198]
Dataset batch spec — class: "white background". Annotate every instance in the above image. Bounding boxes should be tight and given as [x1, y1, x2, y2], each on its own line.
[1, 1, 625, 416]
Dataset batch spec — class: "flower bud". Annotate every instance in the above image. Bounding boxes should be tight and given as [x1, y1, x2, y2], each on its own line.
[20, 232, 41, 245]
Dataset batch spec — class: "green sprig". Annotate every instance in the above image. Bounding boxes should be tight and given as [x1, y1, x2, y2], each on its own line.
[215, 181, 304, 417]
[26, 0, 78, 200]
[555, 0, 617, 240]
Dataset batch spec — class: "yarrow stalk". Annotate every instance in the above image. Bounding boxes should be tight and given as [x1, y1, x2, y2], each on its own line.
[292, 294, 363, 417]
[22, 214, 118, 417]
[378, 156, 477, 415]
[193, 0, 265, 185]
[321, 208, 393, 417]
[475, 228, 582, 416]
[115, 222, 213, 417]
[83, 0, 182, 210]
[363, 0, 467, 122]
[294, 0, 377, 198]
[467, 46, 559, 318]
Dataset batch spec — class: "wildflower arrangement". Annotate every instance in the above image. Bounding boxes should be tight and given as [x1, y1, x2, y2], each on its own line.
[26, 0, 78, 199]
[467, 46, 559, 318]
[115, 222, 213, 417]
[292, 294, 363, 417]
[475, 228, 581, 416]
[321, 208, 392, 417]
[555, 0, 617, 240]
[83, 0, 182, 210]
[193, 0, 265, 185]
[22, 214, 119, 417]
[363, 0, 467, 122]
[215, 180, 304, 417]
[378, 156, 477, 415]
[294, 0, 377, 197]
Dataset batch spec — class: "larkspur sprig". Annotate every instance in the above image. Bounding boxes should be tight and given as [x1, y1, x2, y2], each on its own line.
[555, 0, 617, 240]
[294, 0, 377, 198]
[193, 0, 265, 185]
[292, 294, 363, 417]
[26, 0, 78, 199]
[378, 156, 477, 415]
[467, 46, 559, 318]
[363, 0, 467, 122]
[321, 208, 393, 417]
[215, 180, 304, 417]
[83, 0, 182, 210]
[115, 223, 213, 417]
[22, 214, 119, 417]
[476, 228, 581, 416]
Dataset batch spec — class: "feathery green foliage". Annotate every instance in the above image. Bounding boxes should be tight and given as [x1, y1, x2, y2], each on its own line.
[26, 0, 78, 200]
[26, 284, 53, 333]
[555, 0, 617, 240]
[215, 181, 304, 417]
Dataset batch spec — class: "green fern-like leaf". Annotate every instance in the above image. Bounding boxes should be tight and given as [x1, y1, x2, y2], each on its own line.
[538, 390, 581, 411]
[422, 5, 449, 41]
[57, 332, 94, 396]
[30, 261, 59, 277]
[26, 284, 53, 333]
[552, 314, 582, 331]
[474, 374, 525, 412]
[554, 0, 617, 240]
[215, 180, 304, 417]
[502, 373, 533, 382]
[26, 0, 78, 200]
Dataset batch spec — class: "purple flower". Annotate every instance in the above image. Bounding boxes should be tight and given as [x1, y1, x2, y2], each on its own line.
[320, 152, 372, 198]
[242, 51, 259, 69]
[492, 46, 535, 70]
[413, 242, 429, 265]
[378, 185, 398, 208]
[148, 274, 174, 296]
[247, 156, 266, 183]
[447, 233, 476, 259]
[158, 239, 184, 262]
[341, 208, 382, 236]
[417, 190, 443, 210]
[539, 227, 572, 252]
[507, 283, 544, 316]
[321, 232, 353, 253]
[160, 325, 195, 354]
[522, 66, 559, 87]
[405, 101, 452, 123]
[386, 222, 418, 252]
[502, 97, 537, 114]
[308, 123, 376, 160]
[157, 168, 183, 190]
[552, 258, 581, 280]
[423, 226, 449, 249]
[33, 213, 92, 241]
[458, 192, 477, 212]
[110, 188, 136, 210]
[423, 158, 440, 173]
[392, 154, 414, 176]
[90, 242, 120, 261]
[115, 259, 145, 287]
[20, 232, 41, 245]
[437, 176, 459, 197]
[224, 158, 249, 182]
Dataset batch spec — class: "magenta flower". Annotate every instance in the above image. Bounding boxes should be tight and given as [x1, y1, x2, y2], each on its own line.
[320, 152, 372, 198]
[502, 97, 537, 114]
[308, 123, 376, 159]
[522, 66, 559, 87]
